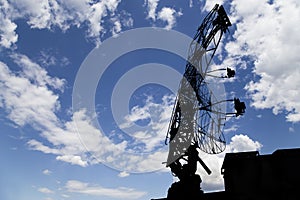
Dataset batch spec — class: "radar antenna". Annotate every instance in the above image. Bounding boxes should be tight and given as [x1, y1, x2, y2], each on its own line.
[164, 4, 245, 189]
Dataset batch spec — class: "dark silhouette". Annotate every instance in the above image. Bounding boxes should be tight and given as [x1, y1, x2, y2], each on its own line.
[220, 148, 300, 200]
[152, 148, 300, 200]
[169, 143, 199, 180]
[226, 67, 235, 78]
[234, 98, 246, 116]
[167, 143, 204, 200]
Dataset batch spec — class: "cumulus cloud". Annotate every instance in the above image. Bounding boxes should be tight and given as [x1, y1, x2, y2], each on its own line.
[56, 155, 88, 167]
[11, 54, 65, 90]
[75, 105, 170, 173]
[38, 187, 54, 194]
[0, 60, 61, 127]
[0, 54, 125, 169]
[224, 0, 300, 122]
[0, 0, 132, 48]
[228, 134, 262, 152]
[118, 171, 130, 178]
[157, 7, 182, 30]
[144, 0, 182, 29]
[0, 53, 173, 173]
[0, 16, 18, 48]
[65, 180, 147, 199]
[120, 95, 175, 152]
[0, 56, 87, 167]
[0, 0, 18, 48]
[28, 140, 60, 154]
[42, 169, 52, 175]
[145, 0, 159, 20]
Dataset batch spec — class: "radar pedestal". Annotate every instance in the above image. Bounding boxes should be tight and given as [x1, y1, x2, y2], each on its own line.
[167, 174, 203, 200]
[167, 143, 205, 199]
[166, 142, 211, 199]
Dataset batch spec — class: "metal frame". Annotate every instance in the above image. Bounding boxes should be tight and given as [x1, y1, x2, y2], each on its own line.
[166, 4, 233, 166]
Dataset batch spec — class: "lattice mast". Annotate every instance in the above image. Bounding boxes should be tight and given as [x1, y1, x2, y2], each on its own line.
[165, 4, 232, 167]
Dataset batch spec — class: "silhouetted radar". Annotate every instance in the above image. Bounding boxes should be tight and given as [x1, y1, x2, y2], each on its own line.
[165, 4, 245, 166]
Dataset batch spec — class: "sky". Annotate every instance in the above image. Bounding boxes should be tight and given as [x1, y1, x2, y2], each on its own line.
[1, 0, 300, 200]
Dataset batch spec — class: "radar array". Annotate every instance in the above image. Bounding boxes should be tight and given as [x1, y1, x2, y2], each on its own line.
[165, 4, 245, 180]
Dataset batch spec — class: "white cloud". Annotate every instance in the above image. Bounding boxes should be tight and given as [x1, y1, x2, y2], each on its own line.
[60, 57, 71, 67]
[0, 0, 18, 48]
[72, 106, 171, 173]
[289, 127, 295, 133]
[110, 11, 133, 36]
[120, 104, 151, 129]
[118, 171, 130, 178]
[224, 0, 300, 122]
[157, 7, 182, 30]
[28, 140, 60, 154]
[0, 55, 174, 172]
[120, 95, 175, 152]
[42, 169, 52, 175]
[0, 17, 18, 48]
[104, 0, 121, 12]
[65, 180, 147, 199]
[38, 50, 57, 67]
[11, 54, 65, 90]
[56, 155, 88, 167]
[189, 0, 193, 8]
[145, 0, 159, 20]
[17, 0, 52, 29]
[38, 187, 54, 194]
[0, 60, 61, 127]
[203, 0, 225, 12]
[223, 124, 239, 133]
[0, 57, 88, 167]
[112, 19, 122, 36]
[228, 134, 262, 153]
[37, 50, 70, 68]
[144, 0, 182, 30]
[0, 0, 128, 48]
[87, 1, 107, 45]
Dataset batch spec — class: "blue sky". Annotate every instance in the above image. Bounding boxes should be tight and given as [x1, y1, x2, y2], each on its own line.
[1, 0, 300, 199]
